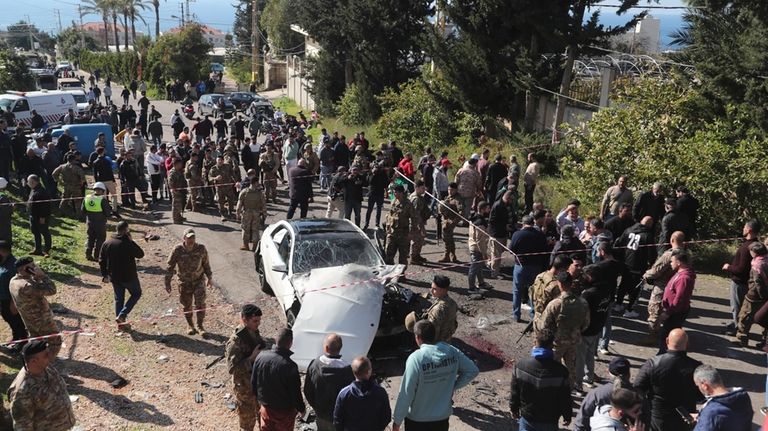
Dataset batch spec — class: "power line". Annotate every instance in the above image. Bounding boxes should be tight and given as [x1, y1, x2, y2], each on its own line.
[597, 4, 703, 9]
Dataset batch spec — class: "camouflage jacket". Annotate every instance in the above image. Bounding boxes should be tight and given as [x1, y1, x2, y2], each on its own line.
[9, 275, 57, 335]
[385, 198, 418, 234]
[51, 162, 85, 189]
[426, 294, 458, 342]
[166, 243, 212, 284]
[531, 271, 559, 316]
[8, 366, 76, 431]
[259, 152, 280, 175]
[168, 167, 187, 193]
[236, 187, 266, 215]
[208, 163, 235, 186]
[536, 291, 590, 347]
[225, 325, 265, 389]
[439, 195, 464, 224]
[409, 191, 431, 226]
[184, 161, 203, 186]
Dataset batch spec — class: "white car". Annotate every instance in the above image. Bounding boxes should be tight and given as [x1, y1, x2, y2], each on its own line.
[254, 219, 414, 369]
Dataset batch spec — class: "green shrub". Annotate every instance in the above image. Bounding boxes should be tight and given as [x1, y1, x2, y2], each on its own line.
[337, 83, 378, 126]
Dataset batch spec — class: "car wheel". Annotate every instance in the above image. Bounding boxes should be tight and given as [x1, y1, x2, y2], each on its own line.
[257, 259, 274, 296]
[286, 301, 300, 327]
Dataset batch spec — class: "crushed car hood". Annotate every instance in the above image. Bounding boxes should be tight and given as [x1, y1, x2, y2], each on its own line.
[290, 263, 403, 370]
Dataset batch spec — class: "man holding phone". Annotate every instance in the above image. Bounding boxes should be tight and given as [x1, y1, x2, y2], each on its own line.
[9, 256, 61, 357]
[99, 221, 145, 331]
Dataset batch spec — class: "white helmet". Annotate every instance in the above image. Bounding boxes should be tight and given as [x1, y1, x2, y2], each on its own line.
[93, 182, 107, 191]
[0, 177, 7, 189]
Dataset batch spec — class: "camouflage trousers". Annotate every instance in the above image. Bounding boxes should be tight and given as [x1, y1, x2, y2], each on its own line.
[736, 298, 768, 343]
[554, 342, 578, 388]
[216, 186, 236, 216]
[385, 231, 410, 265]
[241, 211, 262, 244]
[409, 223, 426, 258]
[179, 280, 206, 328]
[442, 222, 457, 253]
[233, 380, 259, 431]
[187, 181, 203, 211]
[263, 174, 277, 201]
[646, 285, 664, 332]
[60, 187, 83, 217]
[171, 192, 185, 223]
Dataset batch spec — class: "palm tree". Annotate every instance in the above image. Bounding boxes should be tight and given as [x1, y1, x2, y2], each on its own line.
[120, 0, 148, 47]
[150, 0, 164, 39]
[80, 0, 111, 50]
[110, 2, 121, 53]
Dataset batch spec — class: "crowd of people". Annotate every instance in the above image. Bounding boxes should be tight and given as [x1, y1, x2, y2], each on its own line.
[0, 73, 766, 431]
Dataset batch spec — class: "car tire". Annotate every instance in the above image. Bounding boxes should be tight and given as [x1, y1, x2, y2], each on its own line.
[257, 259, 274, 296]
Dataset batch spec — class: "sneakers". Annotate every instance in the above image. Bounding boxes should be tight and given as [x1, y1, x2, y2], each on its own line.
[622, 310, 640, 319]
[521, 304, 532, 312]
[598, 348, 610, 355]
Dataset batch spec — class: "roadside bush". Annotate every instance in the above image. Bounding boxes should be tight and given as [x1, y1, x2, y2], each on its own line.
[79, 51, 140, 86]
[337, 83, 378, 126]
[561, 78, 768, 237]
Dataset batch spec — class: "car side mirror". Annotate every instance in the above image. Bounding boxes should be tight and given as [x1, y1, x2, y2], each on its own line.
[271, 263, 288, 273]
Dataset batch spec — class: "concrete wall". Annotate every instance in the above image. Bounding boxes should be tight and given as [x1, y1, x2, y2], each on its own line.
[533, 98, 595, 133]
[264, 56, 287, 90]
[286, 55, 315, 111]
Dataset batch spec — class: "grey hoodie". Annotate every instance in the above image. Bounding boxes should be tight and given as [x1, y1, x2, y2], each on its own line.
[589, 405, 628, 431]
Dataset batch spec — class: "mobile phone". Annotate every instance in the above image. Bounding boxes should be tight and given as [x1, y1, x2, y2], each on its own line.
[675, 407, 694, 424]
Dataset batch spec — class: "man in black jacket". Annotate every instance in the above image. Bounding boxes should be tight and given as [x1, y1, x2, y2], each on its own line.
[92, 147, 118, 211]
[339, 165, 367, 227]
[287, 159, 313, 219]
[303, 333, 354, 431]
[613, 216, 655, 318]
[658, 198, 692, 254]
[488, 190, 514, 277]
[633, 182, 665, 223]
[251, 328, 305, 430]
[634, 328, 703, 431]
[364, 163, 389, 230]
[510, 215, 549, 322]
[676, 186, 699, 236]
[484, 154, 508, 203]
[99, 221, 145, 329]
[26, 175, 52, 256]
[550, 224, 587, 266]
[510, 331, 571, 429]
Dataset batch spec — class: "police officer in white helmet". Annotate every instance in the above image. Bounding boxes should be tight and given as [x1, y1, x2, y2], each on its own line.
[82, 182, 112, 261]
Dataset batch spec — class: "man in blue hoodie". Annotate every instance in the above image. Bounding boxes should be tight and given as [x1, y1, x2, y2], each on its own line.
[692, 364, 752, 431]
[392, 320, 479, 431]
[333, 356, 391, 431]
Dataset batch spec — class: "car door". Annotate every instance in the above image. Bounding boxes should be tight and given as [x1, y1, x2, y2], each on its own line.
[263, 226, 293, 310]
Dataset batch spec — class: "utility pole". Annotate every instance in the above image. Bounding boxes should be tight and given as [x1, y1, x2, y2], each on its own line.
[180, 2, 185, 27]
[251, 0, 260, 84]
[55, 9, 63, 34]
[76, 7, 85, 50]
[25, 15, 34, 51]
[185, 0, 195, 25]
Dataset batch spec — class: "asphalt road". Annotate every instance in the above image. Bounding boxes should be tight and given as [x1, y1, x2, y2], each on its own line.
[97, 76, 768, 430]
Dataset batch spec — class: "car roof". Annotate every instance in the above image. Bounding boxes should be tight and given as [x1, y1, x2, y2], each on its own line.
[288, 219, 361, 235]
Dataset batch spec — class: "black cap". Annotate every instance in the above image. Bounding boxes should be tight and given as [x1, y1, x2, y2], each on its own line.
[22, 340, 48, 360]
[433, 275, 450, 289]
[15, 256, 34, 269]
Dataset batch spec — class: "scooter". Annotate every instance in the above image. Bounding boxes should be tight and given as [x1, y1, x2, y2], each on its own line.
[181, 103, 195, 120]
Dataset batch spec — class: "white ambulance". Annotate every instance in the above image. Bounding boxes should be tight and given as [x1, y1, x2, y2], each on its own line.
[0, 90, 77, 128]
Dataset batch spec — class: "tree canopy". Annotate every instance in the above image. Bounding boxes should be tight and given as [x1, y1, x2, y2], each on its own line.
[145, 23, 213, 88]
[0, 50, 35, 92]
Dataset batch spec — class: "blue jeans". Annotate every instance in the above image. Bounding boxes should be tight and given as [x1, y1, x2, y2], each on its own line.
[320, 165, 333, 190]
[599, 308, 613, 350]
[519, 417, 558, 431]
[113, 278, 143, 318]
[730, 281, 747, 328]
[513, 264, 538, 320]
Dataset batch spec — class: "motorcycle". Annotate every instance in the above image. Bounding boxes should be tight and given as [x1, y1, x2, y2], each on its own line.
[181, 103, 195, 120]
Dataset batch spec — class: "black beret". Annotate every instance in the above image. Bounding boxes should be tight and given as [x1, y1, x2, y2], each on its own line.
[15, 256, 34, 269]
[22, 340, 48, 360]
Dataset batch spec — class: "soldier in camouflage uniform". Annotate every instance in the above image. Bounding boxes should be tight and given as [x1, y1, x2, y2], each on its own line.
[165, 229, 213, 335]
[209, 155, 237, 221]
[438, 182, 464, 263]
[202, 150, 217, 207]
[9, 257, 62, 357]
[644, 231, 685, 337]
[224, 139, 242, 183]
[8, 340, 76, 431]
[236, 170, 267, 251]
[225, 304, 266, 431]
[409, 180, 431, 264]
[259, 144, 281, 203]
[532, 255, 572, 334]
[184, 153, 204, 212]
[168, 158, 188, 224]
[536, 272, 590, 388]
[51, 153, 86, 218]
[424, 275, 458, 342]
[384, 185, 418, 269]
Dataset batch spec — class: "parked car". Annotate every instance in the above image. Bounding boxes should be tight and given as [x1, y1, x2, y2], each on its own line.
[57, 78, 83, 90]
[210, 62, 224, 73]
[254, 219, 414, 369]
[228, 91, 261, 111]
[197, 93, 235, 118]
[62, 89, 89, 115]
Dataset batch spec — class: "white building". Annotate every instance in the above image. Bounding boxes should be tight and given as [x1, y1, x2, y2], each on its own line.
[612, 15, 661, 54]
[167, 24, 228, 48]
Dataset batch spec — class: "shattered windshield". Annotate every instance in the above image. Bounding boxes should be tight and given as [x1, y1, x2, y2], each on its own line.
[292, 236, 383, 274]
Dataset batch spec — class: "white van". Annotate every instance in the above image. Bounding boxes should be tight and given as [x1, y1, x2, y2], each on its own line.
[62, 89, 89, 115]
[0, 90, 76, 128]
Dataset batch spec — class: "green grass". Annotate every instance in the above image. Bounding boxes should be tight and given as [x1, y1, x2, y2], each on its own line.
[273, 97, 382, 144]
[9, 190, 87, 281]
